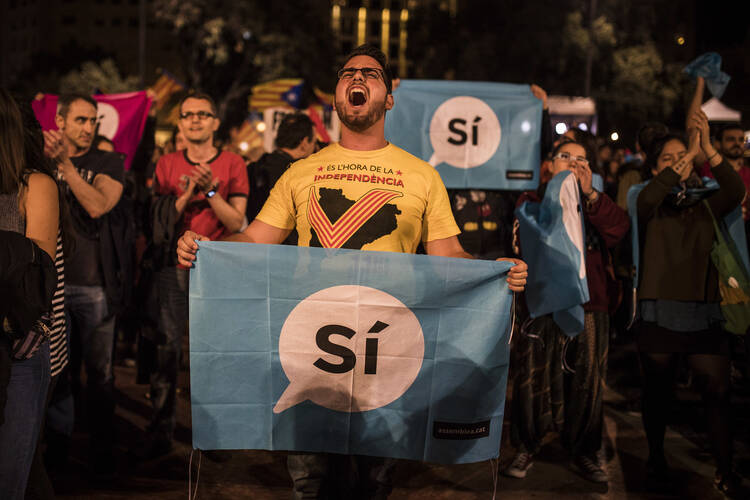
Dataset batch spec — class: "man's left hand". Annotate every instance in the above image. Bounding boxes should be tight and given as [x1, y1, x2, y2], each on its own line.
[191, 163, 215, 193]
[497, 258, 528, 292]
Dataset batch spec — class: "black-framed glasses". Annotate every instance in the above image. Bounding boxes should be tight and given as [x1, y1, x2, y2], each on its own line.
[180, 111, 215, 121]
[337, 67, 384, 81]
[553, 151, 589, 165]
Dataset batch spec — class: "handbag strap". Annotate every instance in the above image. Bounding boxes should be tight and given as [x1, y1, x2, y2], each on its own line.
[702, 200, 727, 245]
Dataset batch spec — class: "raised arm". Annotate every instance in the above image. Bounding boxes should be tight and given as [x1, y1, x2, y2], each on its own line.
[191, 162, 247, 233]
[637, 130, 699, 220]
[44, 129, 123, 219]
[686, 76, 705, 133]
[686, 77, 708, 164]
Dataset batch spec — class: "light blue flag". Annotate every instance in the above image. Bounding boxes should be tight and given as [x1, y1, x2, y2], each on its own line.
[516, 171, 589, 336]
[684, 52, 731, 99]
[385, 80, 542, 190]
[189, 242, 514, 464]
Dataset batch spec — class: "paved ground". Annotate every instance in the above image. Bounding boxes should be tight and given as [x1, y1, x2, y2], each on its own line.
[48, 338, 749, 499]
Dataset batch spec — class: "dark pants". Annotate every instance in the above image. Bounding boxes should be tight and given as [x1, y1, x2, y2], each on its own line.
[66, 284, 116, 460]
[0, 343, 50, 500]
[150, 266, 189, 442]
[510, 311, 609, 458]
[287, 452, 395, 500]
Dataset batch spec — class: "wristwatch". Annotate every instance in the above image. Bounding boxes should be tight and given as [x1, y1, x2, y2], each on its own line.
[205, 187, 218, 199]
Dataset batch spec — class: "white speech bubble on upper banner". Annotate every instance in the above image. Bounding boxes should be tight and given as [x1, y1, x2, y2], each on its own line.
[274, 285, 424, 414]
[428, 96, 501, 169]
[96, 102, 120, 140]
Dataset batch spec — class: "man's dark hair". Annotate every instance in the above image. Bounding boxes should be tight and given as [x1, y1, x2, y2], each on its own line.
[178, 92, 218, 116]
[276, 113, 314, 150]
[716, 123, 743, 142]
[92, 135, 114, 150]
[637, 122, 668, 154]
[57, 93, 97, 119]
[341, 44, 393, 94]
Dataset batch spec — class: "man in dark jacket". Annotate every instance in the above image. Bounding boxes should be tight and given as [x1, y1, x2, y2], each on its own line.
[245, 112, 316, 224]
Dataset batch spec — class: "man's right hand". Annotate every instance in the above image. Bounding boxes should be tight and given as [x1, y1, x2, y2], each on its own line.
[177, 230, 210, 267]
[43, 130, 68, 164]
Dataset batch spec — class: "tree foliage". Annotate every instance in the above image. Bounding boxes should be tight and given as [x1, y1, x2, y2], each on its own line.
[408, 0, 696, 144]
[59, 59, 140, 95]
[153, 0, 336, 130]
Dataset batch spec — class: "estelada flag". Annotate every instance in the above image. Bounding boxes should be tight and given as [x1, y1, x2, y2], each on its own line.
[32, 91, 152, 171]
[149, 70, 185, 110]
[248, 78, 304, 111]
[313, 87, 334, 109]
[233, 117, 263, 151]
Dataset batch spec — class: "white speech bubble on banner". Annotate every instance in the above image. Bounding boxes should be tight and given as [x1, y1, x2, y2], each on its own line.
[428, 96, 501, 169]
[96, 102, 120, 140]
[274, 285, 424, 413]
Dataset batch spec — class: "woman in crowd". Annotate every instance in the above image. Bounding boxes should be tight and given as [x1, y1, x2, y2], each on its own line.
[0, 90, 60, 498]
[506, 139, 629, 483]
[635, 111, 744, 495]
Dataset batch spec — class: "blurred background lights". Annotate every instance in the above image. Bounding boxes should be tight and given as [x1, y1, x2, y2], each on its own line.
[521, 120, 531, 133]
[577, 123, 588, 131]
[610, 132, 619, 141]
[256, 122, 266, 132]
[555, 122, 568, 135]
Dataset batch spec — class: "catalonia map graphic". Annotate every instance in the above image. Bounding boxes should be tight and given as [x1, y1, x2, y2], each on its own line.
[308, 187, 402, 249]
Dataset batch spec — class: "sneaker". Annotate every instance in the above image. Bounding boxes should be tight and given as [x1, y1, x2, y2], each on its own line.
[503, 452, 533, 478]
[714, 470, 743, 499]
[573, 455, 609, 483]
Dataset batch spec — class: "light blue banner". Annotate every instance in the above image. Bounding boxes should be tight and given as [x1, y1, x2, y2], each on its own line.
[385, 80, 542, 190]
[189, 242, 513, 464]
[516, 171, 589, 335]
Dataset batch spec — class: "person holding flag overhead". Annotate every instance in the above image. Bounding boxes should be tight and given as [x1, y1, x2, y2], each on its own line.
[178, 44, 527, 499]
[633, 111, 744, 496]
[506, 139, 628, 484]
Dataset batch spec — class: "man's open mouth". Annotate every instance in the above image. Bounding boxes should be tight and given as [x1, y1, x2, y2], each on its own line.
[348, 88, 367, 107]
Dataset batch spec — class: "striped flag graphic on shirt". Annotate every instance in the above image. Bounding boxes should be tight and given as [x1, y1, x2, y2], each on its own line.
[307, 187, 402, 249]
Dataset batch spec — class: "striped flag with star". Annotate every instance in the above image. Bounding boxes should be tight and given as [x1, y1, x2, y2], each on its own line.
[249, 79, 304, 111]
[233, 117, 264, 152]
[313, 87, 334, 109]
[149, 70, 185, 110]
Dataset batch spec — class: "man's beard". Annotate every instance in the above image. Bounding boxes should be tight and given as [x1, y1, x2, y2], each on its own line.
[721, 146, 743, 160]
[335, 96, 387, 133]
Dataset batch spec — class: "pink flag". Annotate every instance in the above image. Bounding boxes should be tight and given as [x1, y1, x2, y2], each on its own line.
[32, 91, 153, 170]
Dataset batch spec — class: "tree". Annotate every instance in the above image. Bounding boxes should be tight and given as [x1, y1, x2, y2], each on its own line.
[153, 0, 336, 131]
[59, 59, 140, 95]
[408, 0, 696, 147]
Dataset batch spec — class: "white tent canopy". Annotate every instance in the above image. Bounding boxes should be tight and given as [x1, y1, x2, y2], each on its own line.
[701, 97, 741, 122]
[548, 96, 596, 116]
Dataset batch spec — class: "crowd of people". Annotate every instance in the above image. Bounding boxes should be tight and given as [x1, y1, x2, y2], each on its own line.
[1, 44, 748, 499]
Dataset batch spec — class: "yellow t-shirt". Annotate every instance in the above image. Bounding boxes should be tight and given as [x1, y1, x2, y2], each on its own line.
[256, 142, 460, 253]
